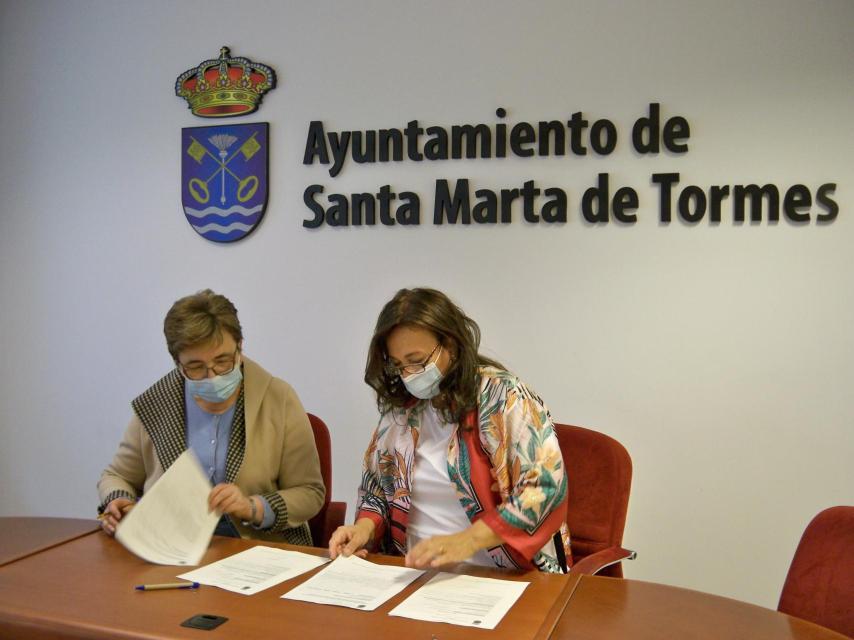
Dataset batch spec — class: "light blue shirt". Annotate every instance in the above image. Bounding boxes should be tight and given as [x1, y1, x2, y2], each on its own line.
[185, 386, 274, 529]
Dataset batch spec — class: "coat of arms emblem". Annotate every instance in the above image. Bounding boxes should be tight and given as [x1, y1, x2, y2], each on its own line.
[181, 123, 269, 242]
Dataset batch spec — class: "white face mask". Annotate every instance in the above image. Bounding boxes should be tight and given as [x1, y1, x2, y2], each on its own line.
[402, 361, 444, 399]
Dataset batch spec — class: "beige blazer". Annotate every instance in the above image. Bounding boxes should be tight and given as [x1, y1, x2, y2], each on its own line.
[97, 357, 325, 543]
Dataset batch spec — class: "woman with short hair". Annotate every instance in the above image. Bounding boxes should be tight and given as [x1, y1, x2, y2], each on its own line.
[98, 289, 325, 544]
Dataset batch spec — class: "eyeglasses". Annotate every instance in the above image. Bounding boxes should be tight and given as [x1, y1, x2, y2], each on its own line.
[178, 348, 240, 381]
[385, 343, 442, 378]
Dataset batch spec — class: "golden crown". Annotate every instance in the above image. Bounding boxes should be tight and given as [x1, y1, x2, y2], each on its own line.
[175, 46, 276, 117]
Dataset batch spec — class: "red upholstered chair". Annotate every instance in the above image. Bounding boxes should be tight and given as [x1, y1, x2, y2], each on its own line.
[777, 506, 854, 638]
[554, 423, 635, 577]
[306, 413, 347, 548]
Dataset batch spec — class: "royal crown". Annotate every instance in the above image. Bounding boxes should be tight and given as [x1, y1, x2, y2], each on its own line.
[175, 46, 276, 117]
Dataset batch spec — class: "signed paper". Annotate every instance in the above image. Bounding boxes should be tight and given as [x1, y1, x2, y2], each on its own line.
[280, 554, 424, 610]
[115, 450, 219, 566]
[178, 546, 330, 595]
[389, 572, 529, 629]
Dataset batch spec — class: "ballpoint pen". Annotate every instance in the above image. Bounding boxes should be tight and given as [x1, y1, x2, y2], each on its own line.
[134, 582, 200, 591]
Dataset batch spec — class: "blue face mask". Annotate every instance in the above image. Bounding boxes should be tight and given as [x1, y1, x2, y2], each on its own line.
[185, 361, 243, 403]
[402, 361, 444, 399]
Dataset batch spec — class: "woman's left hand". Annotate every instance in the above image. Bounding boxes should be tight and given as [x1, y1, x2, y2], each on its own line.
[405, 532, 474, 568]
[406, 531, 480, 569]
[208, 483, 254, 523]
[405, 520, 503, 569]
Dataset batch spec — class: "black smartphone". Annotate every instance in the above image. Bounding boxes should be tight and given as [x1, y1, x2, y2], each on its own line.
[181, 614, 228, 630]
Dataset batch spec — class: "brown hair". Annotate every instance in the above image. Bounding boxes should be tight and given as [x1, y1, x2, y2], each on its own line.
[163, 289, 243, 360]
[364, 288, 504, 424]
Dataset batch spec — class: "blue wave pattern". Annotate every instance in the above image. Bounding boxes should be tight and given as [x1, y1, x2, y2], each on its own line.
[183, 204, 264, 242]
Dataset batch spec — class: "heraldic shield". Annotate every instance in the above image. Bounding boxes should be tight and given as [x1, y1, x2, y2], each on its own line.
[181, 122, 268, 242]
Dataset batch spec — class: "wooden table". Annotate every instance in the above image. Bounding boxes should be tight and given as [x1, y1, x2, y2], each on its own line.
[0, 520, 577, 639]
[0, 517, 99, 567]
[555, 574, 850, 639]
[0, 519, 848, 639]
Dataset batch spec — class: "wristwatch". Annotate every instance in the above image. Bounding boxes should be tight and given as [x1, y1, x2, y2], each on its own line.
[240, 496, 258, 527]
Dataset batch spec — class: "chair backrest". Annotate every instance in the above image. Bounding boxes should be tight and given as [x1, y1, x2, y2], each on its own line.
[777, 506, 854, 637]
[306, 413, 332, 541]
[554, 423, 632, 577]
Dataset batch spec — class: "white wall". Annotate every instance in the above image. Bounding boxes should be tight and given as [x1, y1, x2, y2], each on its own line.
[1, 0, 851, 609]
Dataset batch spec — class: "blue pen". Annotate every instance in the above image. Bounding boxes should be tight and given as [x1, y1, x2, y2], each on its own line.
[135, 581, 200, 591]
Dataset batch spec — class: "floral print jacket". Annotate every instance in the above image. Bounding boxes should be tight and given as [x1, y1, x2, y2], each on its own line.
[357, 367, 571, 573]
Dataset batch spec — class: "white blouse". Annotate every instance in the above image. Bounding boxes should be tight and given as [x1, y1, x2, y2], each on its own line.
[407, 404, 494, 567]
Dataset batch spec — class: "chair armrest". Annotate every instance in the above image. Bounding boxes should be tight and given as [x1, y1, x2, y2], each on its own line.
[571, 546, 636, 575]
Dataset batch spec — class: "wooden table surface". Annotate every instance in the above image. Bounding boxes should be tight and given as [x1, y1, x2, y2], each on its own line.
[0, 518, 848, 640]
[553, 573, 850, 640]
[0, 522, 578, 640]
[0, 517, 99, 567]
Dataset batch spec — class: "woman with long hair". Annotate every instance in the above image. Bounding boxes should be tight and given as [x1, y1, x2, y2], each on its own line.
[329, 288, 570, 572]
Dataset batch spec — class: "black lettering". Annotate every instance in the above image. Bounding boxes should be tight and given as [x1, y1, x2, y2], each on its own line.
[377, 185, 396, 225]
[567, 111, 589, 155]
[378, 129, 403, 162]
[326, 194, 349, 226]
[434, 179, 471, 224]
[783, 185, 811, 223]
[542, 188, 567, 223]
[678, 185, 706, 223]
[405, 120, 424, 161]
[397, 192, 421, 225]
[424, 127, 448, 160]
[302, 184, 325, 229]
[652, 172, 680, 223]
[496, 108, 507, 158]
[582, 173, 610, 223]
[663, 116, 690, 153]
[452, 124, 491, 159]
[709, 185, 729, 223]
[327, 130, 351, 178]
[303, 121, 329, 166]
[351, 131, 375, 164]
[472, 190, 497, 223]
[351, 193, 375, 225]
[510, 123, 535, 157]
[632, 103, 660, 154]
[500, 188, 519, 223]
[816, 183, 838, 223]
[590, 120, 617, 155]
[733, 184, 780, 223]
[538, 121, 565, 156]
[521, 180, 541, 222]
[613, 187, 638, 223]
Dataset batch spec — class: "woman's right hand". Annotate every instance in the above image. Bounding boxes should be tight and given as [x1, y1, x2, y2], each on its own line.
[328, 518, 375, 559]
[100, 498, 135, 536]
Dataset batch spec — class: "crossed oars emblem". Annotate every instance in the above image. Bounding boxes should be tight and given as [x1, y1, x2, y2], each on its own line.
[186, 132, 261, 205]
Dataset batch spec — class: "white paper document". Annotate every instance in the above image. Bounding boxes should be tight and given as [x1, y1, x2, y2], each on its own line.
[115, 450, 219, 566]
[388, 572, 529, 629]
[178, 546, 330, 595]
[280, 554, 425, 610]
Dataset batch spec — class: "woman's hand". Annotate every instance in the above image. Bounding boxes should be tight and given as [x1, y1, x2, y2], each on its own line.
[100, 498, 135, 536]
[405, 520, 502, 569]
[209, 483, 256, 523]
[328, 518, 376, 559]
